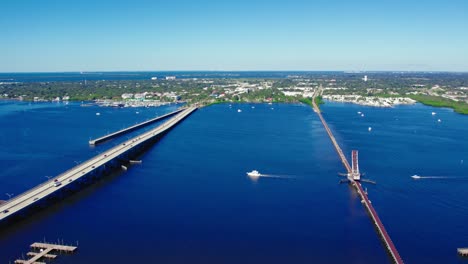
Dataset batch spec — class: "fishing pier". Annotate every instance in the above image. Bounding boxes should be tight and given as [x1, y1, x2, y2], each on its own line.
[312, 97, 404, 264]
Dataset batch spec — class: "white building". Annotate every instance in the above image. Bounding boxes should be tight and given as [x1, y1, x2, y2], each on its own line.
[282, 91, 303, 97]
[121, 93, 134, 99]
[165, 76, 176, 80]
[134, 93, 146, 100]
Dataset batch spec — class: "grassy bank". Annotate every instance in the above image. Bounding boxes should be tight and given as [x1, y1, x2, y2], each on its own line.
[299, 98, 313, 107]
[410, 95, 468, 115]
[314, 96, 324, 105]
[299, 96, 324, 110]
[204, 100, 227, 107]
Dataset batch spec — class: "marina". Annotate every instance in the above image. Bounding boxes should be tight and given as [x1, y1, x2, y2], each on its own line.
[14, 242, 77, 264]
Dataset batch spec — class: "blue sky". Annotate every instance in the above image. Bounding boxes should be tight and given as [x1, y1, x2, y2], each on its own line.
[1, 0, 467, 72]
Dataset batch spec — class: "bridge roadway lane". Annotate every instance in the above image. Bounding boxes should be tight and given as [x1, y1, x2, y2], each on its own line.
[312, 96, 403, 263]
[89, 108, 184, 145]
[312, 96, 351, 173]
[355, 182, 404, 264]
[0, 107, 197, 222]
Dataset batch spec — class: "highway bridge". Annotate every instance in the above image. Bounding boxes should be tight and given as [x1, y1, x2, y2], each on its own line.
[89, 108, 184, 145]
[0, 107, 197, 222]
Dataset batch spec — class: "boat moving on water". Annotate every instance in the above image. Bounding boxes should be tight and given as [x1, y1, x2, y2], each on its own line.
[411, 175, 463, 180]
[247, 170, 261, 177]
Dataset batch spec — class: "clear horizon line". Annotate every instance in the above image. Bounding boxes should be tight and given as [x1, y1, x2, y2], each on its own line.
[1, 69, 467, 74]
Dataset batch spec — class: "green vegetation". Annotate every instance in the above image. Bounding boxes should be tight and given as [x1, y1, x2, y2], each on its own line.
[374, 94, 402, 98]
[314, 96, 324, 105]
[205, 100, 226, 107]
[410, 95, 468, 115]
[299, 98, 312, 107]
[299, 97, 323, 111]
[1, 72, 467, 115]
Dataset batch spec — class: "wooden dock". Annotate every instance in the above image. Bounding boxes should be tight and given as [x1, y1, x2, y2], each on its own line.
[31, 242, 77, 252]
[14, 261, 45, 264]
[27, 252, 57, 259]
[15, 242, 77, 264]
[458, 248, 468, 257]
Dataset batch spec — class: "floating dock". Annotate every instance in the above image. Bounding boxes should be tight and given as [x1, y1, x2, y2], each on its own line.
[89, 108, 184, 145]
[311, 96, 403, 264]
[458, 248, 468, 257]
[14, 242, 77, 264]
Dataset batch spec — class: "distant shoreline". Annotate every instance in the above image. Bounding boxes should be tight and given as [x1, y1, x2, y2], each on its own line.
[322, 95, 416, 108]
[408, 95, 468, 114]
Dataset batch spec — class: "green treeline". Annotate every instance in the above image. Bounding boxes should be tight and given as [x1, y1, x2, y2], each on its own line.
[299, 98, 312, 107]
[299, 96, 324, 110]
[314, 96, 324, 105]
[410, 95, 468, 115]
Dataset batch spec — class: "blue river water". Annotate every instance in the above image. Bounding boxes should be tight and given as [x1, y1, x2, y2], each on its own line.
[0, 100, 467, 263]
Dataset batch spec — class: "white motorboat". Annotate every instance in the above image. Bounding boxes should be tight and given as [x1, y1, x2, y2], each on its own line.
[247, 170, 261, 177]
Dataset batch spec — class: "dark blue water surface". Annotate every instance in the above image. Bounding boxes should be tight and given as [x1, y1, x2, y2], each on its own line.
[321, 102, 468, 264]
[0, 100, 467, 263]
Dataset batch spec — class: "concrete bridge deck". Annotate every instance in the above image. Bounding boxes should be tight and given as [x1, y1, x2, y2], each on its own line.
[0, 107, 197, 222]
[89, 108, 184, 145]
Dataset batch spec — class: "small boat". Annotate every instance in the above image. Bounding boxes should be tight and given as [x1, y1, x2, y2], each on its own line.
[368, 127, 372, 132]
[438, 119, 441, 122]
[237, 109, 242, 113]
[96, 112, 101, 116]
[247, 170, 261, 177]
[357, 111, 362, 114]
[361, 114, 364, 117]
[411, 175, 421, 179]
[432, 112, 436, 115]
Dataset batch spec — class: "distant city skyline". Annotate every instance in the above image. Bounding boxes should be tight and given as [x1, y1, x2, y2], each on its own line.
[1, 0, 467, 72]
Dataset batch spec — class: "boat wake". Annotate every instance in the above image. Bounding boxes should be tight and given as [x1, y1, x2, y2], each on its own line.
[247, 170, 296, 181]
[411, 175, 465, 180]
[247, 173, 295, 181]
[257, 174, 295, 179]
